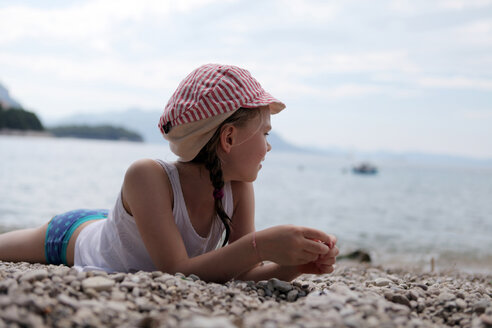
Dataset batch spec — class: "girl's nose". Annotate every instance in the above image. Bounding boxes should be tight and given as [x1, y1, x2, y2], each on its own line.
[267, 141, 272, 152]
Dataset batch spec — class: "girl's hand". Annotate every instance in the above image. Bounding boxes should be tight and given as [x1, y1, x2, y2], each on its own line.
[256, 225, 336, 266]
[296, 245, 339, 274]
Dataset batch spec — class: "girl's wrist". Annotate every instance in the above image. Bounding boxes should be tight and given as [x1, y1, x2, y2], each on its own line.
[251, 231, 263, 263]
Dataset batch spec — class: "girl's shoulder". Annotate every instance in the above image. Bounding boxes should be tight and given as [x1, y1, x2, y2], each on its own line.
[124, 159, 170, 182]
[122, 159, 174, 215]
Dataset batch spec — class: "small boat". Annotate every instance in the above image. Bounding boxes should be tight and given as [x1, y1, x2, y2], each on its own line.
[352, 162, 378, 175]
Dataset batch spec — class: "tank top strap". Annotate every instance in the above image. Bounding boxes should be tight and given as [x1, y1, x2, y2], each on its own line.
[153, 159, 232, 219]
[154, 159, 186, 216]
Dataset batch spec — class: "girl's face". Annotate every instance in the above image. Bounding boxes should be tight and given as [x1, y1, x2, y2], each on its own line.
[223, 107, 272, 182]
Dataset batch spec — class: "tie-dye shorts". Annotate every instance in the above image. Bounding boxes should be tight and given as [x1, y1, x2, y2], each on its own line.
[45, 209, 108, 265]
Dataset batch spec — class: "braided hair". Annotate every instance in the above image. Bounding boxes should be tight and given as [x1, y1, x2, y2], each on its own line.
[192, 108, 261, 246]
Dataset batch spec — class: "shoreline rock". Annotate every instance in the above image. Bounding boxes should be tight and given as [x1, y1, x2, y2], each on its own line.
[0, 261, 491, 327]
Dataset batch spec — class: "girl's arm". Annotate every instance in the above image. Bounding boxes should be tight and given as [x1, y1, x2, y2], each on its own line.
[123, 160, 334, 283]
[229, 181, 338, 282]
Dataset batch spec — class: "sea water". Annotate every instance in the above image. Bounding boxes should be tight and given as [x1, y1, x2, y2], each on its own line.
[1, 136, 491, 273]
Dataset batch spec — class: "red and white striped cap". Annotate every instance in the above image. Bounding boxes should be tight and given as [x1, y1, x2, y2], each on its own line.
[159, 64, 285, 161]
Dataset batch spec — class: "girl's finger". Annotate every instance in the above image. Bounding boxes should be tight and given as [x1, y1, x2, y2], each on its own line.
[301, 228, 334, 247]
[316, 257, 336, 266]
[326, 246, 339, 257]
[301, 250, 321, 262]
[319, 264, 335, 273]
[328, 234, 338, 246]
[303, 238, 330, 254]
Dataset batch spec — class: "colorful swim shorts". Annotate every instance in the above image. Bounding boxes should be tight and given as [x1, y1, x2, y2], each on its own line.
[45, 209, 108, 265]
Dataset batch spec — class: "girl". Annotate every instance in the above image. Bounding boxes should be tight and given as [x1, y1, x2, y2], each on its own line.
[0, 64, 339, 283]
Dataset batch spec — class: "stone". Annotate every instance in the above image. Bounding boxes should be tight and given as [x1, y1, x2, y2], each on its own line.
[391, 294, 411, 308]
[111, 273, 125, 282]
[374, 278, 392, 287]
[473, 299, 490, 314]
[414, 284, 428, 291]
[286, 289, 299, 302]
[271, 279, 293, 293]
[481, 314, 492, 326]
[57, 294, 80, 309]
[438, 292, 456, 303]
[456, 298, 467, 309]
[81, 276, 115, 292]
[188, 274, 200, 281]
[19, 269, 48, 282]
[406, 290, 419, 301]
[181, 316, 235, 328]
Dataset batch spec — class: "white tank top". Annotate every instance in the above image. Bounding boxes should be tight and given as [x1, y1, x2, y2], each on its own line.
[74, 160, 232, 273]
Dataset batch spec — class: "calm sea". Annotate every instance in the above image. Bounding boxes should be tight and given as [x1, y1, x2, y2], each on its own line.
[1, 136, 491, 273]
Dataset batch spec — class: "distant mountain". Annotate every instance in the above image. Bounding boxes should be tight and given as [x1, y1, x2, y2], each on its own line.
[49, 124, 143, 142]
[48, 108, 163, 143]
[48, 108, 301, 152]
[0, 82, 22, 108]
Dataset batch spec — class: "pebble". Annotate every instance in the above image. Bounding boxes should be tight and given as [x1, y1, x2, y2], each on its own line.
[18, 269, 48, 282]
[374, 277, 392, 287]
[0, 261, 491, 328]
[438, 292, 456, 303]
[391, 294, 412, 308]
[81, 276, 115, 291]
[473, 299, 490, 314]
[270, 278, 293, 293]
[286, 289, 299, 302]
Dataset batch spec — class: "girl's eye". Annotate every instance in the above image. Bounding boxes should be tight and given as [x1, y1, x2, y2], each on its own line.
[264, 132, 270, 136]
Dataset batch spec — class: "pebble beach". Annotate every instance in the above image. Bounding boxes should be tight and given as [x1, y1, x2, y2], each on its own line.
[0, 261, 491, 328]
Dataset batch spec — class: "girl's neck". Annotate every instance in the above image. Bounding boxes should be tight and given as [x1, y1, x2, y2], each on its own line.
[175, 161, 213, 189]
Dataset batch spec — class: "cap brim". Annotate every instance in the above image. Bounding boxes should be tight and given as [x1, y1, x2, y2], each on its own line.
[242, 91, 285, 114]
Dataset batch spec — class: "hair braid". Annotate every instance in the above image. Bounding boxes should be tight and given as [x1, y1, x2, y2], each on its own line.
[204, 151, 231, 247]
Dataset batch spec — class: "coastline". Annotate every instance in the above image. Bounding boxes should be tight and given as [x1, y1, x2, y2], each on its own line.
[0, 128, 53, 138]
[0, 261, 490, 327]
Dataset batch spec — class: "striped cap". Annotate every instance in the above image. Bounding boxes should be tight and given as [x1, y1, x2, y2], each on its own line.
[159, 64, 285, 161]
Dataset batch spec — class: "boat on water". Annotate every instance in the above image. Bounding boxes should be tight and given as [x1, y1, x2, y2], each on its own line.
[352, 162, 378, 175]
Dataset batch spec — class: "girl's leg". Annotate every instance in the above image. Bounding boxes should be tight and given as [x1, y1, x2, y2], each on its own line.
[0, 223, 48, 264]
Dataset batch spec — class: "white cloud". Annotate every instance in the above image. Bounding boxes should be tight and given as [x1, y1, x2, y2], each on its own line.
[274, 0, 339, 24]
[452, 20, 492, 45]
[417, 76, 492, 91]
[0, 0, 231, 47]
[436, 0, 492, 10]
[0, 52, 192, 90]
[389, 0, 492, 13]
[462, 109, 492, 120]
[318, 51, 419, 74]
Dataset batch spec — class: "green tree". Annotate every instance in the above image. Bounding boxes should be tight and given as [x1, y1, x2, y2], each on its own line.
[0, 104, 44, 131]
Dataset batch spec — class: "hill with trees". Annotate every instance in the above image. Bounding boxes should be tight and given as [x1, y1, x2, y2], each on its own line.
[0, 103, 44, 131]
[49, 124, 143, 142]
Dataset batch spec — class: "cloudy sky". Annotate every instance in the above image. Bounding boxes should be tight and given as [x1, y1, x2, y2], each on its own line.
[1, 0, 491, 158]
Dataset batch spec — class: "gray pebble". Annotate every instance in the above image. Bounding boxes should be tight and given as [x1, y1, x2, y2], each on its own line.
[438, 292, 456, 303]
[473, 299, 490, 314]
[287, 289, 299, 302]
[392, 294, 412, 308]
[270, 278, 293, 293]
[374, 278, 392, 287]
[188, 274, 200, 281]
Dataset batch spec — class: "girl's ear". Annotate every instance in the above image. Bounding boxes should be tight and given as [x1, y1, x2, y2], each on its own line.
[219, 124, 236, 154]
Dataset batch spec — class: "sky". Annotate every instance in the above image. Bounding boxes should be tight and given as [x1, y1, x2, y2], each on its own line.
[1, 0, 491, 159]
